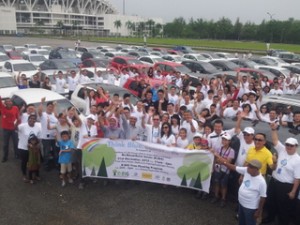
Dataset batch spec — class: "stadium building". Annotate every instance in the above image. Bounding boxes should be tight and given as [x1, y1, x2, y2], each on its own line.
[0, 0, 163, 36]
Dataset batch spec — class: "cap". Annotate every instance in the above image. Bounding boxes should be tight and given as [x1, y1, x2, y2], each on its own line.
[285, 138, 298, 146]
[86, 114, 96, 121]
[243, 127, 255, 134]
[248, 159, 262, 169]
[129, 113, 138, 119]
[221, 133, 232, 140]
[248, 91, 257, 96]
[193, 133, 203, 139]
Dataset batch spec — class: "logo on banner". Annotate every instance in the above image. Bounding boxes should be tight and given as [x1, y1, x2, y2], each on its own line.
[142, 172, 153, 179]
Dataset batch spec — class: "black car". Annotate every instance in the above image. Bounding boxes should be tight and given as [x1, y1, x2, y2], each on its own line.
[49, 47, 81, 65]
[182, 60, 219, 74]
[209, 60, 239, 71]
[282, 65, 300, 74]
[230, 59, 259, 69]
[251, 57, 277, 66]
[278, 53, 300, 64]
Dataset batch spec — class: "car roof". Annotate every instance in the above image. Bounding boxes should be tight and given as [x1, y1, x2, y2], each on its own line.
[10, 89, 65, 104]
[155, 61, 182, 66]
[112, 56, 136, 60]
[5, 60, 32, 64]
[79, 82, 137, 94]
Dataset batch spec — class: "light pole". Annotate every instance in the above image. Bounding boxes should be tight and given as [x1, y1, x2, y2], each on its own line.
[267, 12, 275, 20]
[123, 0, 125, 15]
[267, 12, 275, 43]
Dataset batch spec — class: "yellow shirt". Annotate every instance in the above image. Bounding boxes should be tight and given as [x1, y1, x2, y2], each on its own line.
[245, 146, 273, 175]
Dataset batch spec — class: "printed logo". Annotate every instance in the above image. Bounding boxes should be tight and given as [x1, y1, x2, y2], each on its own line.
[280, 159, 287, 166]
[142, 172, 153, 179]
[244, 180, 250, 188]
[112, 169, 129, 177]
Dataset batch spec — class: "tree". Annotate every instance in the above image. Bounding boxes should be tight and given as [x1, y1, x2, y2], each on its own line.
[56, 20, 64, 35]
[125, 21, 135, 36]
[146, 19, 155, 37]
[233, 18, 243, 40]
[71, 20, 79, 36]
[114, 20, 122, 37]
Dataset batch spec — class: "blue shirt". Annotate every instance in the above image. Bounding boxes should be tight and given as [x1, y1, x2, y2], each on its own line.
[58, 139, 74, 164]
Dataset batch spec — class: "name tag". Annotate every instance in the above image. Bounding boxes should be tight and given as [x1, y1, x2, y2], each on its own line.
[277, 168, 282, 174]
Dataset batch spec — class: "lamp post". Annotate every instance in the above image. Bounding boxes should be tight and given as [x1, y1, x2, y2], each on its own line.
[123, 0, 125, 15]
[267, 12, 275, 43]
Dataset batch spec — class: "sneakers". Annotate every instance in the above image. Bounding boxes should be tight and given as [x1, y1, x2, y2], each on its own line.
[61, 180, 66, 187]
[68, 178, 74, 184]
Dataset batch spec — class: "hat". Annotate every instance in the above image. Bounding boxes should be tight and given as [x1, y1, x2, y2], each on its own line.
[243, 127, 255, 134]
[248, 91, 257, 96]
[193, 133, 203, 139]
[221, 133, 232, 140]
[285, 138, 298, 146]
[129, 113, 138, 119]
[248, 159, 262, 169]
[86, 114, 96, 121]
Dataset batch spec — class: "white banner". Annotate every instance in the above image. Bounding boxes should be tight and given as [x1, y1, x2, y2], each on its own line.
[82, 139, 214, 192]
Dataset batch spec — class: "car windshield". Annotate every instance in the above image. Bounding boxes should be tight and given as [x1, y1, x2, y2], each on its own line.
[175, 65, 191, 73]
[30, 55, 46, 61]
[13, 63, 36, 71]
[172, 56, 182, 62]
[38, 50, 49, 56]
[127, 59, 144, 65]
[0, 55, 9, 61]
[27, 44, 38, 49]
[4, 45, 13, 51]
[9, 51, 22, 57]
[195, 55, 207, 60]
[201, 62, 218, 71]
[262, 58, 277, 65]
[153, 58, 165, 63]
[94, 60, 109, 67]
[245, 60, 258, 67]
[55, 61, 77, 69]
[0, 77, 16, 88]
[60, 51, 77, 58]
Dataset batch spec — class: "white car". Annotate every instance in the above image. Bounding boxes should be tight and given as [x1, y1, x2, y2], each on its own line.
[260, 56, 290, 67]
[23, 54, 47, 67]
[162, 54, 183, 63]
[182, 53, 210, 62]
[257, 66, 291, 78]
[215, 52, 236, 60]
[0, 72, 18, 99]
[10, 88, 80, 115]
[0, 52, 10, 70]
[139, 55, 165, 66]
[14, 46, 27, 53]
[2, 60, 38, 77]
[24, 44, 39, 50]
[40, 46, 52, 51]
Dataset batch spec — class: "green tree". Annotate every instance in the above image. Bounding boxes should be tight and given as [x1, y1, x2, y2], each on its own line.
[56, 20, 64, 35]
[114, 20, 122, 36]
[233, 18, 243, 40]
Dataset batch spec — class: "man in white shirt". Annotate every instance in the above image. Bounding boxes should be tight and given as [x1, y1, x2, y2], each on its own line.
[67, 70, 79, 99]
[168, 86, 179, 105]
[143, 114, 161, 143]
[269, 83, 283, 96]
[94, 68, 104, 83]
[222, 99, 242, 118]
[119, 68, 130, 87]
[79, 69, 92, 84]
[181, 110, 198, 142]
[54, 71, 67, 95]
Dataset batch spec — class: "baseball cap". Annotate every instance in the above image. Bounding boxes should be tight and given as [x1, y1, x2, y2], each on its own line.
[86, 114, 96, 121]
[285, 138, 298, 146]
[243, 127, 255, 135]
[221, 133, 232, 140]
[248, 159, 262, 169]
[193, 133, 203, 139]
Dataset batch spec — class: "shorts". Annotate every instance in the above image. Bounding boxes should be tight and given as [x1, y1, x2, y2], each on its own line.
[60, 163, 72, 174]
[71, 149, 82, 163]
[213, 171, 230, 187]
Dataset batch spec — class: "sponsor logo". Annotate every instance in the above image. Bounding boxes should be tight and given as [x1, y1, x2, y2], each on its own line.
[112, 169, 129, 177]
[142, 172, 153, 179]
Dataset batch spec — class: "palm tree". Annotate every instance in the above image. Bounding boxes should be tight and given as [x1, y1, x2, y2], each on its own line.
[56, 20, 64, 35]
[146, 19, 155, 37]
[114, 20, 122, 36]
[125, 21, 133, 36]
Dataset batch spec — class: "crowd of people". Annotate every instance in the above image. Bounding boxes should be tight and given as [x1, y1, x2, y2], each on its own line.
[1, 65, 300, 225]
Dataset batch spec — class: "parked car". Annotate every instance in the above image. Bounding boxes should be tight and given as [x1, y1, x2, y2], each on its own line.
[139, 55, 165, 66]
[0, 52, 10, 69]
[80, 58, 109, 78]
[2, 60, 38, 77]
[13, 46, 27, 53]
[209, 59, 239, 71]
[0, 45, 14, 53]
[109, 56, 149, 72]
[230, 59, 260, 69]
[257, 66, 291, 78]
[182, 53, 209, 62]
[104, 51, 128, 59]
[71, 83, 139, 115]
[127, 51, 148, 58]
[199, 52, 221, 60]
[161, 54, 183, 63]
[6, 51, 23, 60]
[260, 56, 290, 67]
[182, 60, 219, 74]
[172, 46, 194, 53]
[0, 72, 18, 99]
[24, 44, 39, 50]
[214, 52, 236, 60]
[237, 68, 276, 81]
[278, 52, 300, 64]
[49, 47, 81, 65]
[153, 61, 191, 76]
[261, 94, 300, 112]
[39, 45, 52, 51]
[282, 65, 300, 75]
[10, 88, 79, 114]
[23, 54, 47, 67]
[39, 59, 78, 79]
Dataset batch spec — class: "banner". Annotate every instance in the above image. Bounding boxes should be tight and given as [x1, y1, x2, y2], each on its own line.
[82, 139, 214, 192]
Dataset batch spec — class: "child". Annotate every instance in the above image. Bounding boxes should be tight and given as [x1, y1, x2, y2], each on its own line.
[27, 134, 41, 184]
[57, 131, 75, 187]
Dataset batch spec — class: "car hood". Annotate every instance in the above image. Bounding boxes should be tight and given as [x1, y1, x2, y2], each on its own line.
[0, 86, 18, 99]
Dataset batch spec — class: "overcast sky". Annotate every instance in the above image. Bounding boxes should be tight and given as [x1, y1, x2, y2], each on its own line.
[109, 0, 300, 24]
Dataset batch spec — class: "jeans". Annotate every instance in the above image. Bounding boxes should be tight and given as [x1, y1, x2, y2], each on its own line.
[42, 139, 57, 168]
[2, 129, 18, 160]
[238, 204, 256, 225]
[20, 149, 29, 176]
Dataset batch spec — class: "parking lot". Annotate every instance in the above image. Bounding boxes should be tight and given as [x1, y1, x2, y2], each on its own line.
[0, 36, 242, 225]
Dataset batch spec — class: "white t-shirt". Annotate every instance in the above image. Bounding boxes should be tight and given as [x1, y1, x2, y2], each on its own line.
[160, 134, 176, 146]
[55, 78, 66, 94]
[119, 74, 129, 87]
[67, 76, 79, 91]
[77, 122, 97, 149]
[94, 76, 104, 83]
[269, 89, 283, 96]
[223, 107, 242, 118]
[176, 137, 189, 149]
[181, 120, 199, 142]
[208, 129, 235, 151]
[79, 75, 91, 84]
[272, 142, 300, 183]
[235, 132, 255, 167]
[168, 93, 179, 105]
[18, 123, 41, 150]
[236, 167, 267, 209]
[40, 112, 58, 139]
[145, 125, 160, 143]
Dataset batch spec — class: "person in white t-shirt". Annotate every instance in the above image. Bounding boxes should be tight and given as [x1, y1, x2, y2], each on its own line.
[168, 86, 179, 105]
[143, 114, 161, 143]
[94, 68, 104, 83]
[176, 128, 189, 149]
[181, 110, 198, 142]
[262, 123, 300, 225]
[20, 104, 36, 124]
[269, 83, 283, 96]
[216, 158, 267, 225]
[53, 71, 67, 95]
[67, 70, 79, 98]
[158, 122, 176, 146]
[78, 69, 92, 84]
[222, 99, 242, 118]
[18, 114, 41, 182]
[119, 68, 130, 87]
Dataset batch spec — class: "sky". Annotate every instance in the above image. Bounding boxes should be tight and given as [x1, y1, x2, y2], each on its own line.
[109, 0, 300, 24]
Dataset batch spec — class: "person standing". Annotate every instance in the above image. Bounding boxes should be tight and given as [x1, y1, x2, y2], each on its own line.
[67, 70, 79, 99]
[218, 158, 267, 225]
[0, 97, 19, 162]
[17, 114, 41, 182]
[53, 71, 67, 95]
[262, 123, 300, 225]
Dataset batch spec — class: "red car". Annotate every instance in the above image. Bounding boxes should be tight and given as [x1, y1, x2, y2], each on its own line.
[6, 51, 23, 60]
[109, 56, 150, 73]
[123, 77, 166, 96]
[153, 61, 191, 76]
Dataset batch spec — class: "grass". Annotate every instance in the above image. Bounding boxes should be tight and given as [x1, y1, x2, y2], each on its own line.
[30, 34, 300, 53]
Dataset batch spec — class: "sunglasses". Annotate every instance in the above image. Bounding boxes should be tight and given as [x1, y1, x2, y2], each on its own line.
[254, 138, 264, 142]
[285, 143, 295, 148]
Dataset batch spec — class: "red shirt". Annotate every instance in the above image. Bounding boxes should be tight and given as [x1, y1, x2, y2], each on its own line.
[0, 101, 19, 130]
